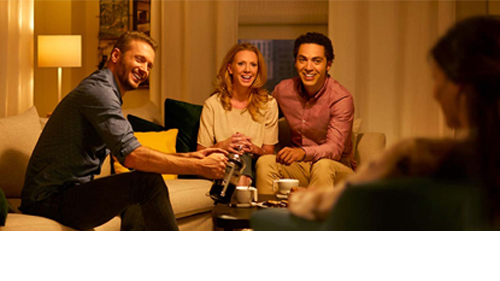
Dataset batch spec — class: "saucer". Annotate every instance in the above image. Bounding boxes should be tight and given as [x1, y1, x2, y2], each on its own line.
[229, 202, 257, 208]
[276, 193, 288, 199]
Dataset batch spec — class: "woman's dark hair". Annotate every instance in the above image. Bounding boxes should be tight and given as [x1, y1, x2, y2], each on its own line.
[294, 32, 334, 62]
[431, 16, 500, 215]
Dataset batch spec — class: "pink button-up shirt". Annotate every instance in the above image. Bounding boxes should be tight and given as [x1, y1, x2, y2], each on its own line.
[272, 76, 356, 169]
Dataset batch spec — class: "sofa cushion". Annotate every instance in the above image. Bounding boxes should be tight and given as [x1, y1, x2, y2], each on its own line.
[127, 114, 165, 132]
[0, 106, 42, 198]
[93, 216, 121, 231]
[165, 179, 213, 219]
[2, 197, 121, 231]
[164, 98, 203, 153]
[122, 101, 162, 125]
[0, 213, 75, 231]
[114, 130, 179, 180]
[0, 188, 7, 226]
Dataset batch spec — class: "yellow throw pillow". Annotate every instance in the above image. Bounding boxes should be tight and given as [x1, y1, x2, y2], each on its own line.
[113, 129, 179, 180]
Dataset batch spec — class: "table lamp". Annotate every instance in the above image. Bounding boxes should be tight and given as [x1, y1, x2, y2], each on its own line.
[38, 35, 82, 102]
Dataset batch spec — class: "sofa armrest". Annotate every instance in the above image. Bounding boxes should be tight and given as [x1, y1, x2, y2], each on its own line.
[354, 132, 386, 167]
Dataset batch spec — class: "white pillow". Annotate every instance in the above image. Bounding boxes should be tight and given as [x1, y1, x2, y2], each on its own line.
[0, 106, 42, 197]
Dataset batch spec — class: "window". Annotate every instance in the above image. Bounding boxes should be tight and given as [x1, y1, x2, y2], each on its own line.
[238, 1, 328, 92]
[239, 39, 295, 93]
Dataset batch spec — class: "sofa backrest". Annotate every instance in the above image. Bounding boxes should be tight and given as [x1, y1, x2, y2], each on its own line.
[0, 107, 112, 201]
[0, 107, 42, 198]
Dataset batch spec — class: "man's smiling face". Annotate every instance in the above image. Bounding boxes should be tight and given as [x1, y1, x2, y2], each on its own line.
[295, 43, 331, 96]
[116, 40, 155, 92]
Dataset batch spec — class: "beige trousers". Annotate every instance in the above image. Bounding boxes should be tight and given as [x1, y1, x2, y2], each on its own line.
[255, 155, 354, 194]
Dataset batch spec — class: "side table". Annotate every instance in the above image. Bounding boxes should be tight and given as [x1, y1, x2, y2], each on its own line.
[212, 194, 275, 230]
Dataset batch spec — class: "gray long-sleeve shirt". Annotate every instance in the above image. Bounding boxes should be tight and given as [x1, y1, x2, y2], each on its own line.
[21, 68, 141, 209]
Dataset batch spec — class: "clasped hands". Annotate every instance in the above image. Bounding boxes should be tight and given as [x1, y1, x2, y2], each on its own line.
[219, 132, 254, 154]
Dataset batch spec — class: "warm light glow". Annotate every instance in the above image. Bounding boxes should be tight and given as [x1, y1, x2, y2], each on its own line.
[38, 35, 82, 68]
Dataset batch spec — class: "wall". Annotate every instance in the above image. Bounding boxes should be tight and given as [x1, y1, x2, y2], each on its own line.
[34, 0, 150, 117]
[238, 0, 328, 39]
[456, 0, 487, 20]
[32, 0, 493, 118]
[34, 0, 72, 116]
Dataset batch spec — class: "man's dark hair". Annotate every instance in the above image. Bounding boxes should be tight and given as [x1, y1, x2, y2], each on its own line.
[293, 32, 334, 62]
[112, 31, 158, 54]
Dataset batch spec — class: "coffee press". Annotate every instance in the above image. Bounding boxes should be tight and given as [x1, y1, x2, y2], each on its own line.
[208, 146, 246, 204]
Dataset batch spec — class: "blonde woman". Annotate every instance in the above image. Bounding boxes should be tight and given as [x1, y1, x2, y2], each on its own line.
[197, 43, 279, 187]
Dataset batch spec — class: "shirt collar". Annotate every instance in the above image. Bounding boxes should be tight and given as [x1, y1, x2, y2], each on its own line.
[103, 68, 123, 106]
[296, 75, 331, 100]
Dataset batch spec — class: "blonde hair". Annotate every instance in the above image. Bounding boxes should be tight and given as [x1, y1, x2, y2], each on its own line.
[211, 43, 270, 122]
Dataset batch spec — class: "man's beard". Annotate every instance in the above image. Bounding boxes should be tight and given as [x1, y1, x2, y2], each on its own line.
[117, 59, 137, 92]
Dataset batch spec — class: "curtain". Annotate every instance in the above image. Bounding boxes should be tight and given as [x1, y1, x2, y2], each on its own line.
[0, 0, 34, 118]
[151, 0, 238, 120]
[329, 0, 456, 146]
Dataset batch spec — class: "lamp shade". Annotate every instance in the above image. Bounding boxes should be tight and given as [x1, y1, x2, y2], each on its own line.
[38, 35, 82, 68]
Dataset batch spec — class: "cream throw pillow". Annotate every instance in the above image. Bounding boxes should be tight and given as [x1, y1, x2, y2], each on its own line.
[0, 107, 42, 197]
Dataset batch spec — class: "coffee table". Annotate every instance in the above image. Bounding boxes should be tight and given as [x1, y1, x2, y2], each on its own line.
[212, 194, 276, 230]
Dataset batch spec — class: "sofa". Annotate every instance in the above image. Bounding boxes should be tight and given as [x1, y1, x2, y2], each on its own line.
[0, 100, 386, 231]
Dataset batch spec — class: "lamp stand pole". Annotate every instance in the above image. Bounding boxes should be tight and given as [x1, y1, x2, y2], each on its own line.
[57, 67, 62, 102]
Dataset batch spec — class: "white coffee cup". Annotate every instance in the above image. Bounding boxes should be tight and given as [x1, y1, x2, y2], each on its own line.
[234, 186, 258, 203]
[272, 179, 300, 194]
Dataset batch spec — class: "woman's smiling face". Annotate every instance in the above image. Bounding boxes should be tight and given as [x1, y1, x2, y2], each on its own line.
[228, 50, 258, 90]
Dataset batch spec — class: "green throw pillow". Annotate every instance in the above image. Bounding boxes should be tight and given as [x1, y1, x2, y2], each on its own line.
[127, 114, 166, 132]
[0, 188, 7, 226]
[164, 98, 203, 153]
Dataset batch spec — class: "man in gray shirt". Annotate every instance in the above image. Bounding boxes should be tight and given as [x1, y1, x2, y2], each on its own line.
[21, 31, 227, 230]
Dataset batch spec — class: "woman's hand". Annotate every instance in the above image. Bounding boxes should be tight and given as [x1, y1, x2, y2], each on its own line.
[218, 132, 253, 154]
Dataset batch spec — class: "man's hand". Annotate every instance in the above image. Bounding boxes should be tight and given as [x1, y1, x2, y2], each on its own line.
[276, 147, 306, 165]
[198, 152, 228, 179]
[190, 148, 228, 159]
[218, 133, 253, 154]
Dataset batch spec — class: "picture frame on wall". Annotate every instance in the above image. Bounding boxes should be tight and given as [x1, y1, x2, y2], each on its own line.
[133, 0, 151, 36]
[99, 0, 129, 39]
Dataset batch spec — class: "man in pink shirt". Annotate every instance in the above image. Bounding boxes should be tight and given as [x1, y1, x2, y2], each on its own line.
[256, 32, 355, 194]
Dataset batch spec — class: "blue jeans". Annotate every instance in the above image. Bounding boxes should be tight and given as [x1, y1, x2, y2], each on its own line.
[21, 171, 178, 231]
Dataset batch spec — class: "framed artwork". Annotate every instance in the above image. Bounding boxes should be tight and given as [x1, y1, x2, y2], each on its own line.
[99, 0, 130, 39]
[133, 0, 151, 36]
